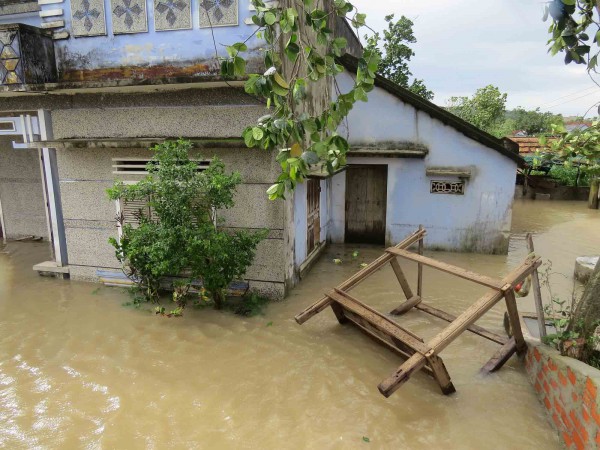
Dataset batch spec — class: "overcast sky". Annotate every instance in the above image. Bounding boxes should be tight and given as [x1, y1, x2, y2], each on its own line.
[351, 0, 599, 117]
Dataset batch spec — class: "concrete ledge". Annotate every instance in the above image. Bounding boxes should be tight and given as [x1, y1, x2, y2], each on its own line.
[525, 341, 600, 449]
[575, 257, 599, 284]
[33, 261, 69, 278]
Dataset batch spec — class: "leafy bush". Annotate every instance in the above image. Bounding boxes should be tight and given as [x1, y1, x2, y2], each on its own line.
[548, 164, 591, 187]
[107, 139, 267, 311]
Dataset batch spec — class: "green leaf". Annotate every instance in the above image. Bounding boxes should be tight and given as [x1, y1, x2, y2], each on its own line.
[265, 11, 277, 25]
[252, 127, 264, 140]
[362, 436, 370, 443]
[561, 0, 575, 5]
[233, 56, 246, 77]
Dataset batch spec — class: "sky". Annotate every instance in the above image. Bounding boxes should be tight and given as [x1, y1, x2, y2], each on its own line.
[351, 0, 599, 118]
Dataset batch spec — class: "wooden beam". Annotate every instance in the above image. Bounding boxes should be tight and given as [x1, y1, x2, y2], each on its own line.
[330, 302, 348, 324]
[481, 338, 517, 373]
[327, 289, 430, 355]
[378, 257, 541, 397]
[341, 310, 435, 377]
[504, 288, 527, 354]
[386, 248, 505, 290]
[527, 233, 546, 339]
[390, 258, 414, 300]
[390, 296, 422, 316]
[295, 228, 425, 324]
[426, 354, 456, 395]
[417, 225, 424, 297]
[414, 302, 508, 345]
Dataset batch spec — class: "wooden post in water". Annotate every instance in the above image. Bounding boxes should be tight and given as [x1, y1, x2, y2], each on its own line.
[589, 178, 600, 210]
[417, 224, 423, 298]
[527, 233, 546, 340]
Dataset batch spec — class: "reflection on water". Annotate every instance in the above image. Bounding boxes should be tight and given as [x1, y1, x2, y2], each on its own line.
[0, 199, 597, 449]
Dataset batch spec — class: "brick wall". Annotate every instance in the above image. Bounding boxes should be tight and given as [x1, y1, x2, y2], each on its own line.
[525, 343, 600, 449]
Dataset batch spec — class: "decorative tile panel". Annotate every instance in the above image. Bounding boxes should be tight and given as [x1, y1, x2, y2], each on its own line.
[199, 0, 238, 28]
[154, 0, 192, 31]
[71, 0, 107, 37]
[0, 31, 22, 85]
[111, 0, 148, 34]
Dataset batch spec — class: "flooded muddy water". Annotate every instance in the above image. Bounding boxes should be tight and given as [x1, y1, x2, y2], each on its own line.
[0, 199, 598, 449]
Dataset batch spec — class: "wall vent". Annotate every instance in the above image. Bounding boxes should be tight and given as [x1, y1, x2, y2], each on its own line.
[112, 158, 211, 175]
[430, 180, 465, 195]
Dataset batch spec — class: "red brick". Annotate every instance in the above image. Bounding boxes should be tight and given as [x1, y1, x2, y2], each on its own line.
[563, 432, 573, 447]
[534, 347, 541, 362]
[596, 431, 600, 445]
[571, 392, 578, 402]
[582, 407, 591, 423]
[570, 411, 588, 442]
[550, 379, 559, 389]
[559, 370, 568, 386]
[591, 406, 600, 427]
[535, 381, 542, 393]
[561, 411, 573, 429]
[586, 377, 597, 399]
[544, 398, 552, 410]
[555, 398, 564, 414]
[572, 431, 585, 450]
[544, 380, 551, 395]
[548, 359, 558, 371]
[537, 371, 544, 381]
[553, 413, 561, 429]
[543, 363, 550, 375]
[568, 367, 577, 385]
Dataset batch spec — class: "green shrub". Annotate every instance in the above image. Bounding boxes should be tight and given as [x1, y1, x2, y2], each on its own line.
[548, 164, 591, 187]
[107, 139, 267, 311]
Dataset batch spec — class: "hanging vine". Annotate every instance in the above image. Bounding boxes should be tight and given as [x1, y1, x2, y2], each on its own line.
[219, 0, 380, 200]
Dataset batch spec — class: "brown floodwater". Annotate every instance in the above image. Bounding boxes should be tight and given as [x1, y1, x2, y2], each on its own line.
[0, 199, 598, 449]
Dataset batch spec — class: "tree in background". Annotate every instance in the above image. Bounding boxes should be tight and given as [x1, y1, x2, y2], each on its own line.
[505, 107, 564, 136]
[542, 0, 600, 363]
[365, 14, 434, 100]
[447, 85, 507, 137]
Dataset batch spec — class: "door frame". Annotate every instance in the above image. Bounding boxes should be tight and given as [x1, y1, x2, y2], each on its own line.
[306, 178, 321, 256]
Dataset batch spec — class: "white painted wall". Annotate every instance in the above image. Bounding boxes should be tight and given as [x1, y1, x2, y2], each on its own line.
[332, 72, 518, 254]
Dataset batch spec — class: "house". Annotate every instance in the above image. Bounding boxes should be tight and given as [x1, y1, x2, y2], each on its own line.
[0, 0, 521, 300]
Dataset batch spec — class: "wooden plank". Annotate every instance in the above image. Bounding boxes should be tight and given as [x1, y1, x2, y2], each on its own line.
[295, 228, 425, 324]
[378, 257, 542, 397]
[330, 302, 348, 324]
[390, 296, 422, 316]
[504, 288, 527, 354]
[327, 290, 430, 355]
[481, 337, 517, 373]
[386, 248, 505, 290]
[414, 302, 508, 345]
[390, 258, 414, 300]
[426, 354, 456, 395]
[417, 225, 424, 297]
[342, 310, 434, 377]
[527, 233, 546, 339]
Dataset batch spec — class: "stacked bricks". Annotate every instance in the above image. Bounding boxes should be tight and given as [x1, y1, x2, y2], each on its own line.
[525, 343, 600, 449]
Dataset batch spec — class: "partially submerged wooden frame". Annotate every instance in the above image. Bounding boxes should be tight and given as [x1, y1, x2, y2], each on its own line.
[295, 227, 542, 397]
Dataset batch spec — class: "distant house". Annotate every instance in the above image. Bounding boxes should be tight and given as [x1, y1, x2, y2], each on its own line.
[0, 0, 522, 299]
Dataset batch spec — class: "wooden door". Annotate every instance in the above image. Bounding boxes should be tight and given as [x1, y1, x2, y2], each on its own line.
[307, 179, 321, 255]
[345, 165, 388, 245]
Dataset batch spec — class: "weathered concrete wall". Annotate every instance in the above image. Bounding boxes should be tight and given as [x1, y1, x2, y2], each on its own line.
[0, 139, 49, 240]
[59, 145, 286, 298]
[526, 343, 600, 449]
[333, 72, 517, 254]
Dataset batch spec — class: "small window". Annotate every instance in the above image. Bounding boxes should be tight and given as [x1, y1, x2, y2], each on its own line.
[430, 180, 465, 195]
[112, 158, 211, 175]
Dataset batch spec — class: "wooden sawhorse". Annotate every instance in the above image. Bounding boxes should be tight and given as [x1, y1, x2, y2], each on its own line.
[295, 228, 542, 397]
